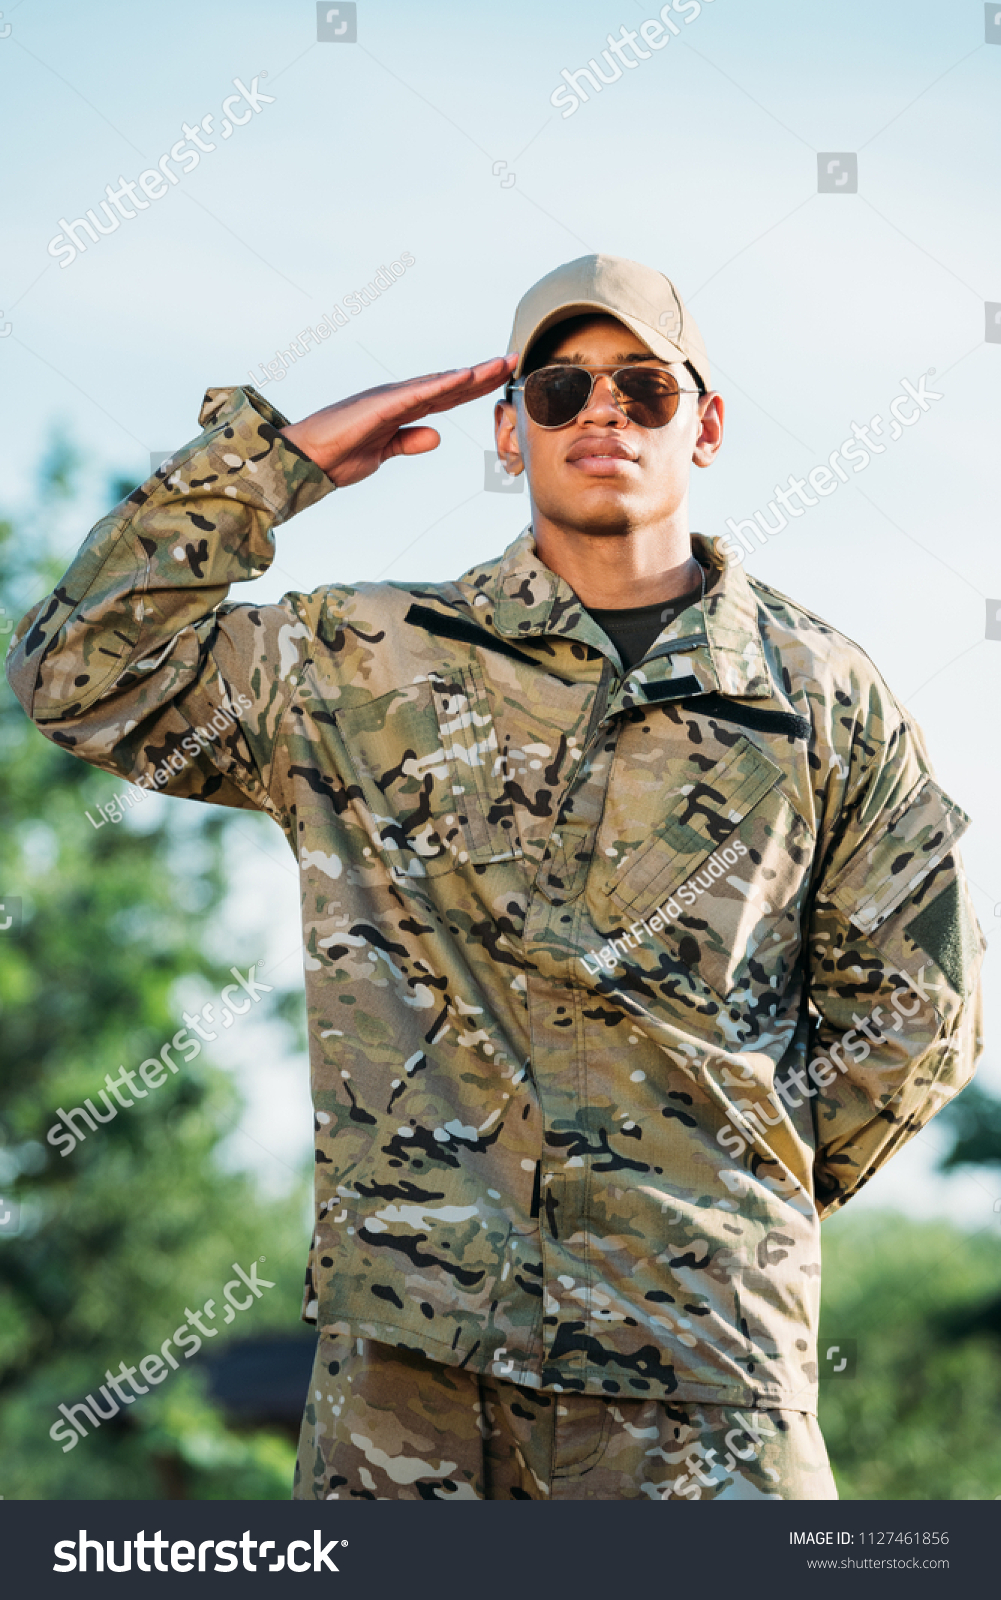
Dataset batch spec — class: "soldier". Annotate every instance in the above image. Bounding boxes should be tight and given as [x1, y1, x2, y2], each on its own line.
[7, 254, 983, 1500]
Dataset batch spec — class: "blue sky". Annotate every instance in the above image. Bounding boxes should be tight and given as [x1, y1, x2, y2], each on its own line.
[3, 0, 1000, 1225]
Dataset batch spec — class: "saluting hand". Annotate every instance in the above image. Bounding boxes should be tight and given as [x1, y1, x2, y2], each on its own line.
[279, 355, 519, 487]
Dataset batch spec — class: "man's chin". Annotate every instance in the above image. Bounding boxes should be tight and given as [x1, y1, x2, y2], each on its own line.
[573, 523, 632, 538]
[551, 498, 640, 538]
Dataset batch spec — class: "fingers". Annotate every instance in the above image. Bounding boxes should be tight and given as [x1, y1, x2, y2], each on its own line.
[425, 357, 521, 415]
[394, 354, 518, 420]
[281, 354, 519, 481]
[416, 354, 517, 394]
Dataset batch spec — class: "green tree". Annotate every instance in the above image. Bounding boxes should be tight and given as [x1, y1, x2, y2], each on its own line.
[0, 450, 311, 1499]
[938, 1082, 1001, 1175]
[819, 1077, 1001, 1500]
[819, 1211, 1001, 1499]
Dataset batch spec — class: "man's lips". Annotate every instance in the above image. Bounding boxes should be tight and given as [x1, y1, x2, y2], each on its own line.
[564, 436, 639, 474]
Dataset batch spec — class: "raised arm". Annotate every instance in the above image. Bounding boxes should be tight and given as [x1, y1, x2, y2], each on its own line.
[5, 359, 516, 818]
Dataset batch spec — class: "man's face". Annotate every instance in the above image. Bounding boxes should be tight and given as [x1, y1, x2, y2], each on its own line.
[494, 314, 722, 537]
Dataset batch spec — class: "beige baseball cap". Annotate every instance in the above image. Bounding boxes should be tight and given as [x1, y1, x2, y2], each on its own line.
[507, 253, 710, 390]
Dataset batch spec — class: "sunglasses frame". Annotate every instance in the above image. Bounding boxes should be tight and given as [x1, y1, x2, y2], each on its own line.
[505, 363, 704, 430]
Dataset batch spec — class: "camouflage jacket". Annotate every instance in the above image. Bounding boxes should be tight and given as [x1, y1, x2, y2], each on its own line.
[7, 385, 984, 1413]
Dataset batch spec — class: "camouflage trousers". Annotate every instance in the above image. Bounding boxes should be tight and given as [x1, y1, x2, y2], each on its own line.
[294, 1333, 838, 1501]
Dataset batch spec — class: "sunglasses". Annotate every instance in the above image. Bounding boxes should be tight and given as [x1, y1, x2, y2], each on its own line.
[507, 364, 703, 430]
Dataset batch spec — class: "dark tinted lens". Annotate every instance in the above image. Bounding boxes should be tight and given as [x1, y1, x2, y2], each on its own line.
[523, 366, 592, 427]
[614, 367, 681, 428]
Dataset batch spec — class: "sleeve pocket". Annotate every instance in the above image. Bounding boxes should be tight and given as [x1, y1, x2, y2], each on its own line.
[827, 775, 983, 1005]
[828, 776, 969, 937]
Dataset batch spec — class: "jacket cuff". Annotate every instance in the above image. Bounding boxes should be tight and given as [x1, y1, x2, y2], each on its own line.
[193, 384, 335, 518]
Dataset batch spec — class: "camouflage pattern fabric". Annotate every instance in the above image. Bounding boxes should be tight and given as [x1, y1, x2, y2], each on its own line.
[295, 1331, 836, 1500]
[7, 385, 984, 1426]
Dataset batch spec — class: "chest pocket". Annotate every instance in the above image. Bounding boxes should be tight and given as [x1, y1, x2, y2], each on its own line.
[334, 663, 520, 882]
[607, 734, 813, 998]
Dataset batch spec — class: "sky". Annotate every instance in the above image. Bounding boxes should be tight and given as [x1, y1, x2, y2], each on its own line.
[2, 0, 1000, 1228]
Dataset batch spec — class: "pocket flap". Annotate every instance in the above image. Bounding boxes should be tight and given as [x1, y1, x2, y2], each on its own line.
[333, 667, 517, 879]
[611, 734, 784, 913]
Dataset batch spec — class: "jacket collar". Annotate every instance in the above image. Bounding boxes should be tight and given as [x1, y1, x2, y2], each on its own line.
[464, 528, 770, 700]
[486, 529, 581, 637]
[692, 532, 771, 699]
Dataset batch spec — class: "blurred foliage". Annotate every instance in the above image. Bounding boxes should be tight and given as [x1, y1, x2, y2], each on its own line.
[0, 452, 311, 1500]
[938, 1082, 1001, 1175]
[819, 1212, 1001, 1499]
[816, 1069, 1000, 1498]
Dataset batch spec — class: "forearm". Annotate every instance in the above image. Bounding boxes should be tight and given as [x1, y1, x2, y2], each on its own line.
[6, 385, 331, 724]
[809, 958, 982, 1217]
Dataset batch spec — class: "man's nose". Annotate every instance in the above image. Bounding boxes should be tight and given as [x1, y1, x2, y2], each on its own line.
[579, 373, 628, 424]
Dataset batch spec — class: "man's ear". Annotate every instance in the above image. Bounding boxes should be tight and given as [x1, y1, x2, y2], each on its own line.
[693, 392, 724, 469]
[494, 399, 525, 477]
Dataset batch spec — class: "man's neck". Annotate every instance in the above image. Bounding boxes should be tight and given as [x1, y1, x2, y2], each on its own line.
[531, 517, 701, 610]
